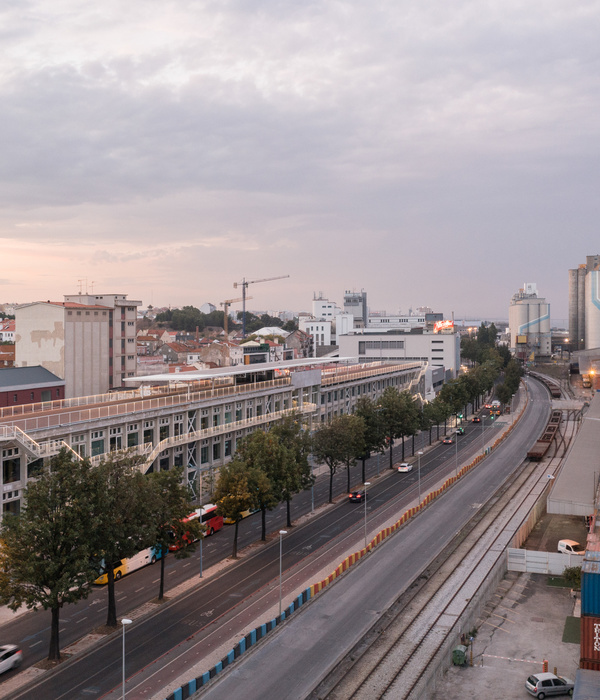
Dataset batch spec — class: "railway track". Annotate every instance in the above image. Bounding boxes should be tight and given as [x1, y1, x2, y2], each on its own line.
[310, 440, 569, 699]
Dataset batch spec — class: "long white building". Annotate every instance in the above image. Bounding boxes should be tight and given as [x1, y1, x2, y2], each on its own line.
[0, 358, 424, 518]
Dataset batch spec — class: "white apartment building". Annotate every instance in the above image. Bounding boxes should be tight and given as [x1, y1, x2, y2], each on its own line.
[0, 320, 15, 342]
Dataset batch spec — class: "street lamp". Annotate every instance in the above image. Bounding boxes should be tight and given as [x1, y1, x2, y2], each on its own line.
[417, 451, 423, 504]
[454, 431, 458, 477]
[199, 533, 203, 579]
[481, 415, 486, 454]
[121, 618, 132, 700]
[364, 482, 371, 548]
[279, 530, 287, 617]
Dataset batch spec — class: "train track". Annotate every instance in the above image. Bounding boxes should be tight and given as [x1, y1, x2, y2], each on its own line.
[310, 442, 569, 699]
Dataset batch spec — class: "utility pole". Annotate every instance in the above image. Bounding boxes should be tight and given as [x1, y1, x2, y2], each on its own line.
[233, 275, 290, 338]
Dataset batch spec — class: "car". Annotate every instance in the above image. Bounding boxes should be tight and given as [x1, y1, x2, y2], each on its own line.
[455, 427, 465, 435]
[525, 672, 574, 698]
[557, 539, 585, 555]
[472, 416, 481, 423]
[397, 463, 413, 473]
[484, 403, 492, 409]
[348, 490, 366, 502]
[442, 436, 454, 444]
[0, 645, 22, 675]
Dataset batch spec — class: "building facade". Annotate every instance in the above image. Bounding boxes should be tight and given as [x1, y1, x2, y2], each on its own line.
[337, 330, 460, 380]
[0, 359, 424, 517]
[15, 301, 112, 398]
[508, 283, 551, 360]
[63, 293, 141, 389]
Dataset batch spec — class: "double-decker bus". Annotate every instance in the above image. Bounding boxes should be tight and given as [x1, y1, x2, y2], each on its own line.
[168, 504, 223, 551]
[94, 545, 162, 585]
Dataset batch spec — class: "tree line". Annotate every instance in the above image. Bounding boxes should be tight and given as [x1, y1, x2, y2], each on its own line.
[0, 341, 521, 663]
[0, 451, 200, 662]
[153, 305, 297, 334]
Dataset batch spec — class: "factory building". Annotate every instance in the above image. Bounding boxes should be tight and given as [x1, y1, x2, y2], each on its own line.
[508, 283, 551, 361]
[568, 255, 600, 352]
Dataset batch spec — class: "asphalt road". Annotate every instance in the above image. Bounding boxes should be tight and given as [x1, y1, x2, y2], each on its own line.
[198, 379, 550, 700]
[0, 400, 511, 699]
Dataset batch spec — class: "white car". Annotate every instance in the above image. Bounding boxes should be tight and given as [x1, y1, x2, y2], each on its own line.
[0, 645, 22, 674]
[557, 539, 585, 555]
[397, 463, 413, 473]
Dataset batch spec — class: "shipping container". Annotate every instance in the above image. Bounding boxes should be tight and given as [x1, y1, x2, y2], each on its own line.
[580, 615, 600, 665]
[573, 668, 600, 700]
[582, 564, 600, 617]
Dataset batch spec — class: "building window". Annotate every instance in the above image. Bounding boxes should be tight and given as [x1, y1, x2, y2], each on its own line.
[212, 442, 221, 460]
[200, 446, 209, 464]
[224, 439, 232, 457]
[91, 438, 105, 456]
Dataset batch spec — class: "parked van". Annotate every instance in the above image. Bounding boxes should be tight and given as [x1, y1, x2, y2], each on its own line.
[557, 539, 585, 555]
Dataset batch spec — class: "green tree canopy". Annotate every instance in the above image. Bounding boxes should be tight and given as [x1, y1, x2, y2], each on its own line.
[234, 430, 285, 541]
[147, 466, 202, 600]
[91, 451, 157, 627]
[270, 414, 314, 527]
[0, 449, 100, 661]
[313, 414, 366, 502]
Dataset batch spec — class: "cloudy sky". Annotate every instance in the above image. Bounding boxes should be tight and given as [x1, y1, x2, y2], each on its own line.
[2, 0, 599, 322]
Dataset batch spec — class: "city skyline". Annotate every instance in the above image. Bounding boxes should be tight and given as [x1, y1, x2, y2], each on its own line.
[3, 2, 600, 319]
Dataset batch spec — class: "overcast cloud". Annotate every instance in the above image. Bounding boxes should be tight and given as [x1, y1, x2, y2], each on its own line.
[2, 0, 600, 320]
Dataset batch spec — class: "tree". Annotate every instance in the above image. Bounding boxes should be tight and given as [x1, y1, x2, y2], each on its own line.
[0, 449, 100, 661]
[215, 460, 270, 558]
[147, 467, 202, 600]
[234, 430, 283, 541]
[270, 415, 314, 527]
[377, 388, 420, 465]
[354, 397, 386, 482]
[313, 415, 366, 502]
[91, 451, 157, 627]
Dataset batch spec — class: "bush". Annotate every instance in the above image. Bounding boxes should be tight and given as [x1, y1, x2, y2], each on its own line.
[563, 566, 581, 590]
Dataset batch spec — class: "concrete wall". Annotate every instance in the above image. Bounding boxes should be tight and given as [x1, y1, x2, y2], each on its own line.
[15, 303, 65, 380]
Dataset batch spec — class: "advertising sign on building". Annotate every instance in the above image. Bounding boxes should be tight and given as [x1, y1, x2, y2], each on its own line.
[433, 320, 454, 333]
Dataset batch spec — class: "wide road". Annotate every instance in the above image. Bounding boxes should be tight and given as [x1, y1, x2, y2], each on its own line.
[0, 399, 511, 699]
[197, 377, 550, 699]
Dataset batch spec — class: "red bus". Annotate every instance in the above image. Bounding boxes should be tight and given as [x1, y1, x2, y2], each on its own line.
[168, 504, 223, 551]
[199, 503, 223, 536]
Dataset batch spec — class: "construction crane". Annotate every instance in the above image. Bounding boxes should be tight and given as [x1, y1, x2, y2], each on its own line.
[233, 275, 290, 338]
[220, 296, 252, 337]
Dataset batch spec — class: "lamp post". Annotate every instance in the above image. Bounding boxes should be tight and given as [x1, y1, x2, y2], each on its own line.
[279, 530, 287, 617]
[199, 534, 203, 578]
[454, 432, 458, 477]
[121, 618, 132, 700]
[364, 482, 371, 548]
[417, 450, 423, 505]
[481, 415, 486, 454]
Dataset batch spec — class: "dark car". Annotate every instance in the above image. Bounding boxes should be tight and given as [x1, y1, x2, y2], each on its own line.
[348, 490, 366, 503]
[472, 416, 481, 423]
[455, 427, 465, 435]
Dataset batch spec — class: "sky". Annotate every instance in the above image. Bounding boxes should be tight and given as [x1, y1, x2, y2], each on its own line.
[2, 1, 600, 322]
